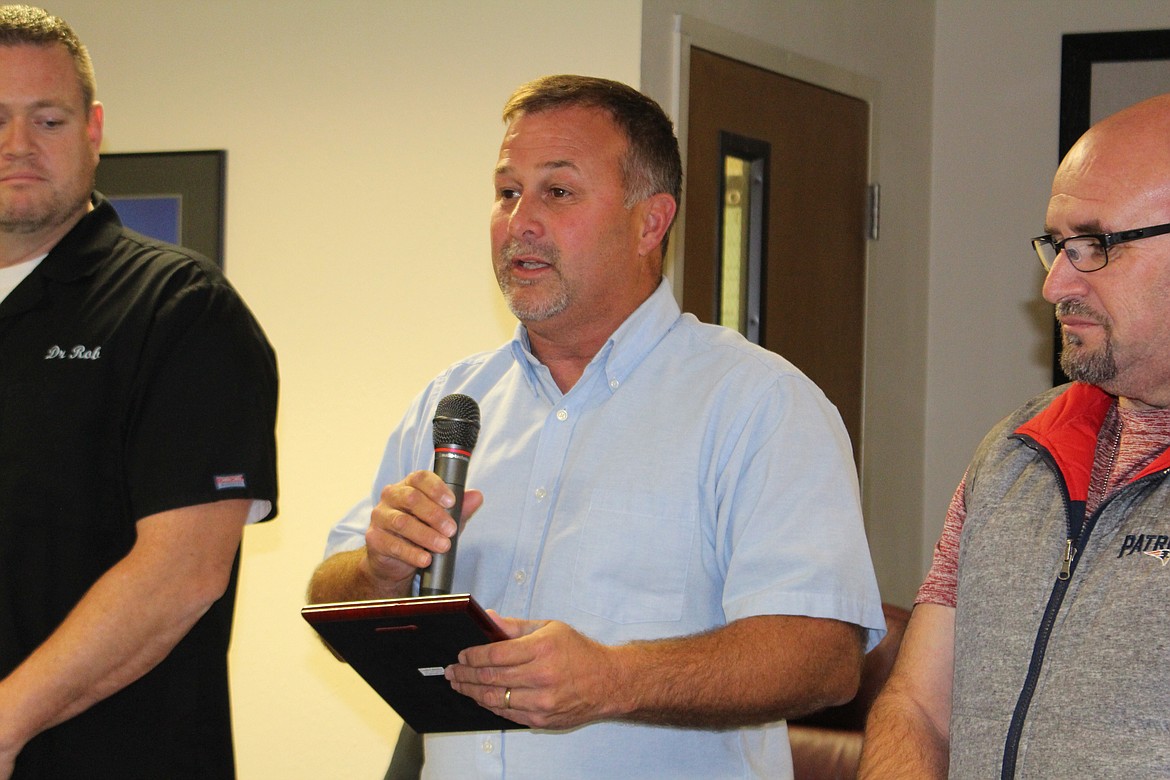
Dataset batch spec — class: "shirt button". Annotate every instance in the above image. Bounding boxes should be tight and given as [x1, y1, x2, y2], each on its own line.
[556, 409, 568, 421]
[481, 738, 494, 753]
[609, 377, 619, 390]
[534, 487, 547, 501]
[513, 570, 527, 585]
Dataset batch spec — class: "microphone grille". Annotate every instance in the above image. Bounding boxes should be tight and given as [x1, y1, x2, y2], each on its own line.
[432, 393, 481, 451]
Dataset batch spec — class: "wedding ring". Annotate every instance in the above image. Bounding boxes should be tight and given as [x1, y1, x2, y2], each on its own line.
[504, 687, 512, 708]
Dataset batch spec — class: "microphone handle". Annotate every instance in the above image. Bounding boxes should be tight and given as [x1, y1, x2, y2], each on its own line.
[418, 450, 470, 596]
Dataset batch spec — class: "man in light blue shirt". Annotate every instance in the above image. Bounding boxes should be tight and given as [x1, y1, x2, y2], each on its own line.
[309, 74, 884, 779]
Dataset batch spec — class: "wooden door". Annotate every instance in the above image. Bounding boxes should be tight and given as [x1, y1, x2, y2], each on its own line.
[684, 47, 869, 461]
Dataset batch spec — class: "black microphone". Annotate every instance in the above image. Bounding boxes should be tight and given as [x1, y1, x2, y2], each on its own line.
[418, 393, 481, 596]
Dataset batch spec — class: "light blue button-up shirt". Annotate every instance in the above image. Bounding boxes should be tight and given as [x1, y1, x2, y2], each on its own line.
[327, 280, 884, 779]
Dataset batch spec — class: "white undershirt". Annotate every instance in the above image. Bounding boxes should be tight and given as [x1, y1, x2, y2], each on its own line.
[0, 254, 46, 303]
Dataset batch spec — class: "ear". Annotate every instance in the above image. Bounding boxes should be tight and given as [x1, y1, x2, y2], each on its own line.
[635, 192, 678, 257]
[87, 102, 104, 158]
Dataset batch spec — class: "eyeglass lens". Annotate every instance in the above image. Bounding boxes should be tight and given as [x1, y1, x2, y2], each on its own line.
[1037, 236, 1106, 271]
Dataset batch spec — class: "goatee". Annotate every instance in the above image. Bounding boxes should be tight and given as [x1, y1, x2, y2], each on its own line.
[1056, 299, 1117, 385]
[495, 240, 569, 322]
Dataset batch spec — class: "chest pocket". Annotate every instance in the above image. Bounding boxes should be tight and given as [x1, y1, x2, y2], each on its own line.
[569, 490, 697, 624]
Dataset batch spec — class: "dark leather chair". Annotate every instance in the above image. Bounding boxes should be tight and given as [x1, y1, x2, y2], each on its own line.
[787, 603, 911, 780]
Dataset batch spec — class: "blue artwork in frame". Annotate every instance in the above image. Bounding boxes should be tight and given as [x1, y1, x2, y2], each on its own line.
[109, 195, 181, 245]
[95, 150, 226, 269]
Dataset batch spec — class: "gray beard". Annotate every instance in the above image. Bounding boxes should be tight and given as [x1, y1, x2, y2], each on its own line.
[1056, 300, 1118, 385]
[495, 242, 570, 322]
[1060, 331, 1118, 385]
[500, 283, 569, 322]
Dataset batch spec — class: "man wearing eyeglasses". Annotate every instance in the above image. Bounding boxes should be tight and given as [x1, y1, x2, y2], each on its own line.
[859, 92, 1170, 780]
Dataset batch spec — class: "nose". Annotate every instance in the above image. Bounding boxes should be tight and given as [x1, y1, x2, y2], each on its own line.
[506, 193, 544, 242]
[0, 117, 34, 159]
[1041, 247, 1088, 305]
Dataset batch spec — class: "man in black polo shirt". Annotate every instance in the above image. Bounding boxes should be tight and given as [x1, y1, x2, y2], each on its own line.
[0, 6, 278, 778]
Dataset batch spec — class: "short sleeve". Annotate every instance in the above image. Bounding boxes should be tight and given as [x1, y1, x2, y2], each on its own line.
[916, 474, 967, 608]
[718, 374, 886, 651]
[124, 280, 278, 521]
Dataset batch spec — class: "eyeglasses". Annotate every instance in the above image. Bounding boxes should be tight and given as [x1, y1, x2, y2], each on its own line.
[1032, 221, 1170, 273]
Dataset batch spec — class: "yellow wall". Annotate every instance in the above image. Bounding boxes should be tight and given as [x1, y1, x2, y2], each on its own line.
[47, 1, 641, 776]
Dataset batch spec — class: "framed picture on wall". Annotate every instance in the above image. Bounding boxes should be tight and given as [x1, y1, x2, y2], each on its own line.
[1054, 29, 1170, 384]
[95, 150, 226, 269]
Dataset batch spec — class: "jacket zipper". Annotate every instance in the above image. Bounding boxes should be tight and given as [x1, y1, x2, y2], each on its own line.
[1000, 438, 1088, 779]
[1006, 439, 1076, 776]
[1000, 434, 1168, 777]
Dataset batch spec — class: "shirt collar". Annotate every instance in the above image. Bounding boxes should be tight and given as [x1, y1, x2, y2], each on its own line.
[508, 278, 681, 399]
[37, 192, 123, 283]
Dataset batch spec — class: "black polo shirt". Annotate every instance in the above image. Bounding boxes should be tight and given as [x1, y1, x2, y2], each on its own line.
[0, 194, 278, 779]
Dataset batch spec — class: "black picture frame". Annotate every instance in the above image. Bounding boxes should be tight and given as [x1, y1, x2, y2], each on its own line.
[95, 150, 226, 269]
[1054, 30, 1170, 384]
[302, 594, 526, 734]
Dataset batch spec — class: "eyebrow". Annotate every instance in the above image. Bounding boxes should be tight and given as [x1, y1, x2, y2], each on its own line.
[494, 159, 580, 177]
[1045, 219, 1106, 237]
[0, 98, 80, 115]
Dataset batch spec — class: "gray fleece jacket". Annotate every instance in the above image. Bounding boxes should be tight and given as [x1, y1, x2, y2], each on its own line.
[951, 383, 1170, 779]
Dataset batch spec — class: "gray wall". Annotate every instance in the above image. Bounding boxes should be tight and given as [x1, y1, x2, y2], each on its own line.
[925, 0, 1170, 576]
[644, 0, 1170, 608]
